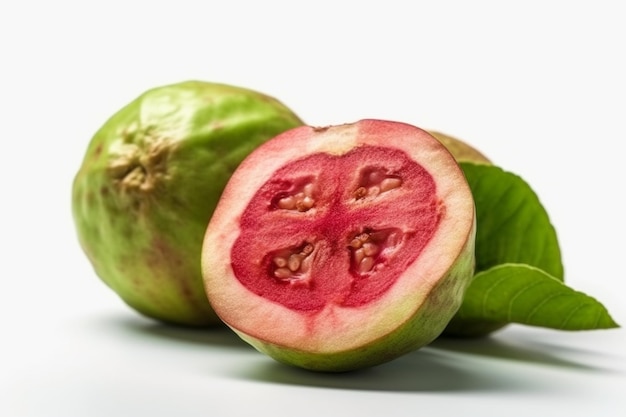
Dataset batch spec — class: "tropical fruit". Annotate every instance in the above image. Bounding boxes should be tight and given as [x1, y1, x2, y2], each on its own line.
[72, 80, 303, 326]
[201, 119, 476, 371]
[428, 131, 491, 164]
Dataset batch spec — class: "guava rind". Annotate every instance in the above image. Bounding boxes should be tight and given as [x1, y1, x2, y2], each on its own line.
[202, 120, 477, 370]
[72, 80, 303, 326]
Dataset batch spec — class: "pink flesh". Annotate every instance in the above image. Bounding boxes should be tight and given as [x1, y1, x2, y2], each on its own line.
[231, 145, 442, 312]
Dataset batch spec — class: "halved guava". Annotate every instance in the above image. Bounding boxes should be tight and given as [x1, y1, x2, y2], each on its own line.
[72, 81, 303, 326]
[201, 119, 476, 371]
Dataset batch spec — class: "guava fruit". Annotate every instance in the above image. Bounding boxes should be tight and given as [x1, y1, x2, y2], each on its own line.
[201, 119, 476, 371]
[428, 130, 491, 164]
[72, 80, 303, 326]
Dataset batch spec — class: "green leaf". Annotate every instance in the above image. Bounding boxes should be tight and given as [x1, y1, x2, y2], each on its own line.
[442, 163, 618, 337]
[460, 163, 564, 280]
[448, 264, 618, 333]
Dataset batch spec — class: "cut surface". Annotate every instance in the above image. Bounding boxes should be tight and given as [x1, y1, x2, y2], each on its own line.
[202, 119, 475, 360]
[232, 146, 443, 312]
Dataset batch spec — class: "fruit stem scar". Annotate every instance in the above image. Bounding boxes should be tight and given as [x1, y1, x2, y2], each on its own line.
[107, 128, 173, 195]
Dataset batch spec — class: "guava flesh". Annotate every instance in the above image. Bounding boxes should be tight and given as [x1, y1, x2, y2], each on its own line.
[232, 146, 442, 311]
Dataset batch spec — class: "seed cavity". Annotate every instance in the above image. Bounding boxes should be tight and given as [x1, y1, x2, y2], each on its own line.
[349, 232, 380, 273]
[354, 167, 402, 200]
[273, 178, 317, 212]
[348, 228, 403, 275]
[270, 243, 315, 283]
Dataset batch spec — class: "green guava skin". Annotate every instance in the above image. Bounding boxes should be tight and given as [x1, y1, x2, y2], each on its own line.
[72, 81, 304, 326]
[428, 131, 509, 337]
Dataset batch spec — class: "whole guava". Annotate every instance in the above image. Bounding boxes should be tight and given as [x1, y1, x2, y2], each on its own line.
[201, 120, 476, 371]
[428, 130, 491, 164]
[72, 80, 304, 326]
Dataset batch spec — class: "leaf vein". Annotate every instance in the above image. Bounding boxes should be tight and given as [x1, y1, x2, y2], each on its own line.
[506, 279, 546, 322]
[524, 289, 569, 324]
[558, 302, 586, 330]
[479, 273, 512, 318]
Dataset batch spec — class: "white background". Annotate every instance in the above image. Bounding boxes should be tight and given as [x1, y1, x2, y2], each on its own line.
[2, 1, 625, 416]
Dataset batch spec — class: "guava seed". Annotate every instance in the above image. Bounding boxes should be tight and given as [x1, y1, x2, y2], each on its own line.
[358, 256, 375, 273]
